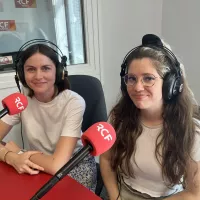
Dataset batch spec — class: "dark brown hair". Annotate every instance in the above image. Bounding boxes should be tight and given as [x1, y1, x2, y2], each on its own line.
[19, 44, 70, 97]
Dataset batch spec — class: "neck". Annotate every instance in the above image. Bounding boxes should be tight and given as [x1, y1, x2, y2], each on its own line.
[140, 106, 163, 127]
[34, 86, 57, 103]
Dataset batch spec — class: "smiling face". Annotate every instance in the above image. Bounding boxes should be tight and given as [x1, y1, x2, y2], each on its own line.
[24, 52, 56, 98]
[126, 58, 163, 111]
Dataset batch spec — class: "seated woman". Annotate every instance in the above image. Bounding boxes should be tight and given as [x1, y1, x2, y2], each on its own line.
[100, 34, 200, 199]
[0, 41, 97, 192]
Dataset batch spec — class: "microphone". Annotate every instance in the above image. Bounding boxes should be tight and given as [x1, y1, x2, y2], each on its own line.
[30, 122, 116, 200]
[0, 93, 28, 119]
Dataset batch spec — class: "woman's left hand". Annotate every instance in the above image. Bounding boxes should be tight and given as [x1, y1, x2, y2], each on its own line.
[5, 141, 21, 153]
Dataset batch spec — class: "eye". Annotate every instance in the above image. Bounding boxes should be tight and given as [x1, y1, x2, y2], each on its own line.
[124, 74, 138, 85]
[26, 68, 35, 72]
[128, 75, 137, 82]
[143, 76, 155, 82]
[42, 66, 51, 71]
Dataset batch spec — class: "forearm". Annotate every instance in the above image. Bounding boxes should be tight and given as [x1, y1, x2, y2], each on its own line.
[29, 153, 69, 175]
[2, 140, 55, 171]
[0, 144, 12, 162]
[100, 156, 120, 200]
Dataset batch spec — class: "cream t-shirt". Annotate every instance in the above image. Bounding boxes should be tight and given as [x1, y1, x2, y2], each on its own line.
[1, 89, 85, 155]
[122, 122, 200, 197]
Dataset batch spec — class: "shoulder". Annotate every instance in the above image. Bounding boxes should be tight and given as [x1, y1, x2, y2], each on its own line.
[58, 90, 86, 109]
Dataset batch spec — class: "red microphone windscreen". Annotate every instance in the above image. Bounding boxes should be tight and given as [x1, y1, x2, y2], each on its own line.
[81, 122, 116, 156]
[2, 93, 28, 115]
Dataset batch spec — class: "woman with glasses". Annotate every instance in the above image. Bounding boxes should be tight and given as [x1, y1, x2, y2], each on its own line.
[100, 34, 200, 200]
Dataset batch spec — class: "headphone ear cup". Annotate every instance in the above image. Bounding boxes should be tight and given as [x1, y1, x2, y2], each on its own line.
[15, 59, 27, 87]
[121, 77, 128, 96]
[163, 73, 181, 101]
[56, 56, 67, 84]
[56, 62, 64, 84]
[120, 62, 127, 96]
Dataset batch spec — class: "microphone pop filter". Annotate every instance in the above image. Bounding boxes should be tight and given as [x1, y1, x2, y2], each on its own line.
[82, 122, 116, 156]
[2, 93, 28, 115]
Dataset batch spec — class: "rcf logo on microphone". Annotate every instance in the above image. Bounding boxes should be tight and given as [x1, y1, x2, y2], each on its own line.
[15, 97, 25, 110]
[2, 93, 28, 115]
[97, 124, 112, 141]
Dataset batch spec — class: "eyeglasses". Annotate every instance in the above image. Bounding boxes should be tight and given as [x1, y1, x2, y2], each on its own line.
[123, 74, 158, 87]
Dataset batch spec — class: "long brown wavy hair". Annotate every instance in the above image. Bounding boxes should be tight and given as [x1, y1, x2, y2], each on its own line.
[110, 46, 200, 187]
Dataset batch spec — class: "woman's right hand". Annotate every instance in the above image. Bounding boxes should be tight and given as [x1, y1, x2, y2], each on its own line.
[6, 151, 44, 175]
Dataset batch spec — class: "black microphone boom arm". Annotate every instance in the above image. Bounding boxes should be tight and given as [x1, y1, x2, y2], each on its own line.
[0, 108, 8, 119]
[30, 144, 93, 200]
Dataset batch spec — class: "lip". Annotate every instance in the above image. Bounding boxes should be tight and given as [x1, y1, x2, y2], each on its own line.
[33, 82, 47, 85]
[134, 95, 148, 100]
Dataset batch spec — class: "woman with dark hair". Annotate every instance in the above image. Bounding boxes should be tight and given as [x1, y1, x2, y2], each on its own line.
[0, 43, 97, 192]
[100, 34, 200, 199]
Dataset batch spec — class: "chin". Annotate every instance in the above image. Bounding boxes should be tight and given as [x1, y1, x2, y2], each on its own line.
[135, 105, 148, 109]
[133, 101, 150, 109]
[32, 88, 47, 94]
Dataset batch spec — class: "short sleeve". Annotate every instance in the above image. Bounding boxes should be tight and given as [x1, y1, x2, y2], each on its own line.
[191, 119, 200, 161]
[1, 113, 20, 126]
[60, 94, 85, 138]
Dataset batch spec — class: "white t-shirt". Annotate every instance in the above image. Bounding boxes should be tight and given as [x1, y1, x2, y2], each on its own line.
[1, 89, 85, 155]
[122, 122, 200, 197]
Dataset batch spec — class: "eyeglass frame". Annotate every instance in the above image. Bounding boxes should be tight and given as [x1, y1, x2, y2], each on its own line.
[123, 73, 159, 87]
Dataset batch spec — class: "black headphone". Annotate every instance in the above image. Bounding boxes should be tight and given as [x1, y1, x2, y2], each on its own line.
[120, 34, 183, 102]
[14, 39, 68, 92]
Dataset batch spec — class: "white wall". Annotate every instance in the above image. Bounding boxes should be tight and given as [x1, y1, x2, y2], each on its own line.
[98, 0, 163, 113]
[162, 0, 200, 103]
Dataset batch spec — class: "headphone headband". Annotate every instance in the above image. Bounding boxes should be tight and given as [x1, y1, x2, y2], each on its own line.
[15, 39, 64, 63]
[120, 34, 181, 77]
[15, 39, 68, 92]
[120, 34, 183, 101]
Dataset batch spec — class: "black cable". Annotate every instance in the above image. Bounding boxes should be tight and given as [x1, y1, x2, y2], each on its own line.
[20, 114, 24, 149]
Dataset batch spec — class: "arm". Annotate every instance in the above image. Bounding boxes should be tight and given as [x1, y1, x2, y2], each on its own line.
[5, 137, 78, 175]
[165, 160, 200, 200]
[17, 95, 85, 175]
[0, 120, 13, 160]
[0, 119, 12, 140]
[27, 136, 78, 175]
[4, 137, 78, 175]
[100, 150, 121, 200]
[0, 120, 44, 174]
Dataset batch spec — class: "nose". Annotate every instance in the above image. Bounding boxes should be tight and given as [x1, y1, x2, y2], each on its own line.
[35, 69, 43, 80]
[134, 79, 144, 92]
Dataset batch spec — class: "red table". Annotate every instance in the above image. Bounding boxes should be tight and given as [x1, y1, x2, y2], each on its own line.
[0, 162, 101, 200]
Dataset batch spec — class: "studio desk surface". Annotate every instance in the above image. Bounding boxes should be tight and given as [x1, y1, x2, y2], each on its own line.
[0, 162, 101, 200]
